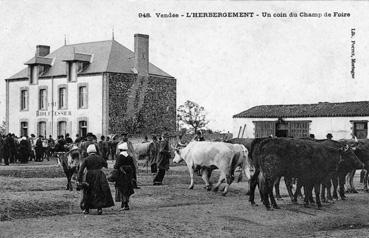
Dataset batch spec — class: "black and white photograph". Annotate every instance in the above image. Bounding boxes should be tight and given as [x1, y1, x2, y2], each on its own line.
[1, 0, 369, 237]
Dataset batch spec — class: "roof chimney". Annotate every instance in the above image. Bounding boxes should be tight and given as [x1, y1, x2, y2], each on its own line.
[36, 45, 50, 57]
[134, 34, 149, 76]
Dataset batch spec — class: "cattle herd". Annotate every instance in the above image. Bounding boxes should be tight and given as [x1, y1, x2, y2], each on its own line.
[57, 135, 369, 211]
[173, 137, 369, 211]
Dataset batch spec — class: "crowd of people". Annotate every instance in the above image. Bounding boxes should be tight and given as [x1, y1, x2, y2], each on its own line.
[0, 132, 126, 166]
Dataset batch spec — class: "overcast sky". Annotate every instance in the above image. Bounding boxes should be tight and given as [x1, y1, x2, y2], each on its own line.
[1, 0, 369, 132]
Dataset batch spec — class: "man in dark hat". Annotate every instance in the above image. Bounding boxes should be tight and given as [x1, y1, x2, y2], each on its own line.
[153, 132, 171, 185]
[35, 135, 44, 162]
[65, 133, 73, 144]
[3, 133, 15, 165]
[326, 133, 333, 140]
[80, 133, 99, 158]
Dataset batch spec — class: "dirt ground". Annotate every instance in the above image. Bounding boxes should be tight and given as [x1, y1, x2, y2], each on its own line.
[1, 160, 369, 238]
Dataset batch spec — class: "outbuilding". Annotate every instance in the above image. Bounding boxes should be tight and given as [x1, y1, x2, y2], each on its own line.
[233, 101, 369, 139]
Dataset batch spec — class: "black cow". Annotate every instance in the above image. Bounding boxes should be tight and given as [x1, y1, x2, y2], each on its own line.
[249, 138, 363, 210]
[339, 139, 369, 193]
[57, 147, 83, 191]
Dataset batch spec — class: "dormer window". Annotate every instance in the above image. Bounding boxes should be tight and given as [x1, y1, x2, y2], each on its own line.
[67, 62, 77, 82]
[28, 65, 38, 84]
[25, 45, 52, 85]
[64, 51, 92, 83]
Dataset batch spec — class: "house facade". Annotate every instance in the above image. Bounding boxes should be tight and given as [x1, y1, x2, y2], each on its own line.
[233, 101, 369, 140]
[5, 34, 176, 138]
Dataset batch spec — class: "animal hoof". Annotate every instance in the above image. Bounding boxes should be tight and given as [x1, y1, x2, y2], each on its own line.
[352, 190, 358, 194]
[246, 191, 251, 196]
[251, 202, 258, 206]
[213, 187, 219, 192]
[188, 185, 194, 190]
[273, 205, 280, 209]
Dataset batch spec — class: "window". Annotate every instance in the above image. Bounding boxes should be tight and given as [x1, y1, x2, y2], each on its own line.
[39, 89, 47, 110]
[59, 87, 67, 109]
[254, 121, 275, 138]
[58, 121, 67, 136]
[38, 121, 47, 138]
[67, 62, 77, 82]
[79, 120, 87, 138]
[20, 122, 28, 137]
[20, 90, 29, 111]
[288, 121, 310, 138]
[353, 122, 368, 139]
[78, 86, 88, 108]
[29, 66, 38, 84]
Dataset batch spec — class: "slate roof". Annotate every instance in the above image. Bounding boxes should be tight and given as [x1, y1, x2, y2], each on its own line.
[233, 101, 369, 118]
[7, 40, 173, 80]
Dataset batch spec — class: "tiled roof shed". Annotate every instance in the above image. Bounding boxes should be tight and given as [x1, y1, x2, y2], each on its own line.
[233, 101, 369, 118]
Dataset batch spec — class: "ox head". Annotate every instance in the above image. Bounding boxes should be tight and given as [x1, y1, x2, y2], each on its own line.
[67, 147, 82, 169]
[338, 145, 364, 170]
[172, 145, 183, 164]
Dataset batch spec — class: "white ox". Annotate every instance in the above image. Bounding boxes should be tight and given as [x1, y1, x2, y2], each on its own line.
[173, 141, 249, 195]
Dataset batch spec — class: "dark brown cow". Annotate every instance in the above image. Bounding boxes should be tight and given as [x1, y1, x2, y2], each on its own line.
[250, 138, 363, 210]
[57, 146, 83, 191]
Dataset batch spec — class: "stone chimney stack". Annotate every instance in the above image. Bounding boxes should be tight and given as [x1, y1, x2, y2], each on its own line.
[134, 34, 149, 76]
[36, 45, 50, 57]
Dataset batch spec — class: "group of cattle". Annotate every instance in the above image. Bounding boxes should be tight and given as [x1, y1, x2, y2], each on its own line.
[173, 137, 369, 211]
[56, 136, 369, 211]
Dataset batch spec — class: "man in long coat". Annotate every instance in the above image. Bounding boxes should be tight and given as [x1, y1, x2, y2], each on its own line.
[148, 136, 159, 174]
[153, 133, 171, 185]
[3, 133, 15, 165]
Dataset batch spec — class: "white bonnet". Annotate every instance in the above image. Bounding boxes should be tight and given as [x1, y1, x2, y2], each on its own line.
[87, 144, 97, 154]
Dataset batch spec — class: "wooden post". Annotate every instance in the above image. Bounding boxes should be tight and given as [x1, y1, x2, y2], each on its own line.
[237, 126, 242, 138]
[241, 124, 246, 138]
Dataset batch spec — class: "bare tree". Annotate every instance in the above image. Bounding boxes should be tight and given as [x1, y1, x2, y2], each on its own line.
[0, 121, 6, 135]
[177, 100, 208, 133]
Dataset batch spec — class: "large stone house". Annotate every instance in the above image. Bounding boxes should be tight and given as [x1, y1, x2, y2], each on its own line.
[5, 34, 176, 138]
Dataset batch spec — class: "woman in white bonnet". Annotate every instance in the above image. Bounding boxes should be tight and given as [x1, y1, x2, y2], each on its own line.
[18, 136, 30, 164]
[77, 144, 114, 215]
[113, 132, 136, 210]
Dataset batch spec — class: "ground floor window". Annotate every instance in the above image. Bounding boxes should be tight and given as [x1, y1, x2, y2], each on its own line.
[288, 121, 310, 138]
[254, 121, 275, 138]
[38, 121, 47, 138]
[353, 121, 368, 139]
[58, 121, 67, 136]
[79, 120, 87, 138]
[253, 120, 310, 138]
[20, 122, 28, 137]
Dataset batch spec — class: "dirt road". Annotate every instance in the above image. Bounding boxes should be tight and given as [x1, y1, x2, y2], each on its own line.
[1, 162, 369, 237]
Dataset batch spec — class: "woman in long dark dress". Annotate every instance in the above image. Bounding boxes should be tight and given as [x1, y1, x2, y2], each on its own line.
[77, 144, 114, 215]
[114, 142, 135, 210]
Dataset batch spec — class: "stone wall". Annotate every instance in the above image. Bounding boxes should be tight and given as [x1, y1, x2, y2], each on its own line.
[107, 73, 176, 135]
